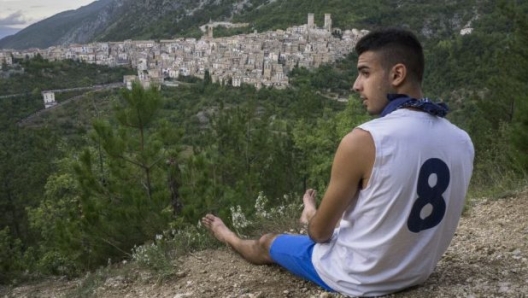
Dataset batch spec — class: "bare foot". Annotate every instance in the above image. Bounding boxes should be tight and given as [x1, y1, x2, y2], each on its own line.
[201, 214, 237, 245]
[300, 189, 317, 225]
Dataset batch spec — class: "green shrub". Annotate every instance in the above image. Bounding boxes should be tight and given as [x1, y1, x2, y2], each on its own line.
[0, 227, 23, 284]
[230, 191, 304, 238]
[469, 123, 527, 199]
[131, 224, 217, 279]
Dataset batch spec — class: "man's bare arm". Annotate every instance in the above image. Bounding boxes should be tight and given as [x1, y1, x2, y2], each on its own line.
[307, 128, 375, 243]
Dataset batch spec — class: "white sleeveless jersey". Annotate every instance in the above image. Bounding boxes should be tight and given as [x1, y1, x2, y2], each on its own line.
[312, 109, 474, 297]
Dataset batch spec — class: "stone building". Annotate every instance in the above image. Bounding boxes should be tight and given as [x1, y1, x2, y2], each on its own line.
[0, 52, 13, 66]
[42, 91, 57, 108]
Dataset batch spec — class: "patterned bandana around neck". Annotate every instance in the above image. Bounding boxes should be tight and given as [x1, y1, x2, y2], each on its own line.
[380, 94, 449, 118]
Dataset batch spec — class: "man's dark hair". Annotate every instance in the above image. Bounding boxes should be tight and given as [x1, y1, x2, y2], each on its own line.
[355, 28, 424, 83]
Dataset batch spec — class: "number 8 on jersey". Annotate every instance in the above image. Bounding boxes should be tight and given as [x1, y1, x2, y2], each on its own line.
[407, 158, 450, 233]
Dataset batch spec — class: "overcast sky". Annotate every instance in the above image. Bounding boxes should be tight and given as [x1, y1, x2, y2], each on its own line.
[0, 0, 96, 39]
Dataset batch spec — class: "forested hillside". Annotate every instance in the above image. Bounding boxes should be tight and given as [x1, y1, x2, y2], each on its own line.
[0, 0, 527, 289]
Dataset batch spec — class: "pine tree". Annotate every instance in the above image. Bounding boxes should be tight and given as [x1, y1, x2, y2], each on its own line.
[72, 82, 183, 266]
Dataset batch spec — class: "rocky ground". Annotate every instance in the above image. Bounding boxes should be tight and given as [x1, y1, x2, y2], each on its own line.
[2, 190, 527, 298]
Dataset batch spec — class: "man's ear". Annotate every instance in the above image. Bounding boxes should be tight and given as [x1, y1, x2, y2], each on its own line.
[390, 63, 406, 87]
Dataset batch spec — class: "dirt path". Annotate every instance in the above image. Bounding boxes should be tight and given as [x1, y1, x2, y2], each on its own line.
[2, 191, 528, 298]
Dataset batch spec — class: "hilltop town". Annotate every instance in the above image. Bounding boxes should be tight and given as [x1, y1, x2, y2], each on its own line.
[0, 14, 367, 91]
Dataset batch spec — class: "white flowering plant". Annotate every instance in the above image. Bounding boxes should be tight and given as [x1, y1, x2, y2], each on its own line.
[229, 191, 303, 237]
[131, 232, 177, 277]
[131, 225, 216, 278]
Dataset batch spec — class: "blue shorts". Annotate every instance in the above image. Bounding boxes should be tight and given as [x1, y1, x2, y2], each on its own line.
[269, 234, 334, 292]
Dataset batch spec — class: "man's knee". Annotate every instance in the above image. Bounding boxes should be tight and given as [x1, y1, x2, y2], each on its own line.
[257, 233, 278, 257]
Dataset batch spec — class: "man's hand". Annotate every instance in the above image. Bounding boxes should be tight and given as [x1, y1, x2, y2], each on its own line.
[300, 189, 317, 225]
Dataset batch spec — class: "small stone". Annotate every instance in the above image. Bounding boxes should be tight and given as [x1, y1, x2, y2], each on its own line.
[319, 293, 331, 298]
[499, 286, 510, 293]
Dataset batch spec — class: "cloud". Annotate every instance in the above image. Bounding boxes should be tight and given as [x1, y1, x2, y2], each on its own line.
[0, 11, 30, 27]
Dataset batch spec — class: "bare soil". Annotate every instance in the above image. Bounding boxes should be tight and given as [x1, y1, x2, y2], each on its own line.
[2, 190, 527, 298]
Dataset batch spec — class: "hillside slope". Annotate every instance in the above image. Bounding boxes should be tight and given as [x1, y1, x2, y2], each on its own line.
[0, 0, 116, 49]
[0, 0, 251, 49]
[3, 189, 527, 297]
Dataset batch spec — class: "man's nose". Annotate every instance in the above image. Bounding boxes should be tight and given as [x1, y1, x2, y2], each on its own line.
[352, 77, 360, 93]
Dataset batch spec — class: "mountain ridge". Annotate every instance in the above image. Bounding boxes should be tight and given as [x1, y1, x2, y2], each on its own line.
[0, 0, 117, 49]
[0, 0, 485, 50]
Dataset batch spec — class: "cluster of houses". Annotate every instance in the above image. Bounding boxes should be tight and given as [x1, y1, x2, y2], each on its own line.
[1, 14, 368, 91]
[0, 51, 13, 66]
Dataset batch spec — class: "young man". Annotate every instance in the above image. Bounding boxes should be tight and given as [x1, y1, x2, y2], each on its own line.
[201, 28, 474, 297]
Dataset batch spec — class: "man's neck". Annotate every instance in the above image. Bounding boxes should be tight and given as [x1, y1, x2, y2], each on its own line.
[395, 83, 423, 99]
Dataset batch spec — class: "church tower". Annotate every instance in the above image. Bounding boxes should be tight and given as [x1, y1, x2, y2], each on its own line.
[307, 13, 315, 29]
[324, 13, 332, 32]
[207, 25, 214, 39]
